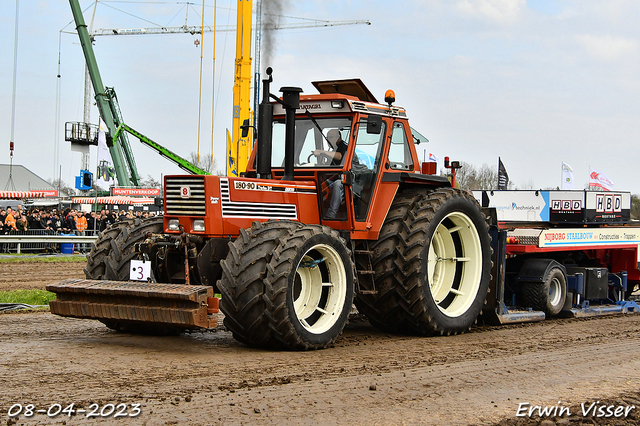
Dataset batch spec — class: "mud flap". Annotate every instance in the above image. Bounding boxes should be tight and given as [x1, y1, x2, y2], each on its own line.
[47, 279, 218, 329]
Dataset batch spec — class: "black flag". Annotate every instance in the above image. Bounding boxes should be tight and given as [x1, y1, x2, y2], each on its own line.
[498, 157, 509, 190]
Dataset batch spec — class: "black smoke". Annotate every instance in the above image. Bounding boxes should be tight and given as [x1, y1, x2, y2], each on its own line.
[261, 0, 289, 70]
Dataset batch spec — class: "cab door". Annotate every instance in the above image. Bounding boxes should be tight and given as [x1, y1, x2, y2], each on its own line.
[349, 118, 387, 225]
[351, 117, 414, 238]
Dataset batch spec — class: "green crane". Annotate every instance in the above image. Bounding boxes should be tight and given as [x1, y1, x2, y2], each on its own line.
[67, 0, 208, 186]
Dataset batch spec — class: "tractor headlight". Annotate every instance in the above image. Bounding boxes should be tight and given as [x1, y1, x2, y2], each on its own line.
[193, 220, 205, 232]
[168, 219, 180, 231]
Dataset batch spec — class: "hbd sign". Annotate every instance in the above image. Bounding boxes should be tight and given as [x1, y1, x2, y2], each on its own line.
[595, 194, 622, 213]
[551, 199, 582, 211]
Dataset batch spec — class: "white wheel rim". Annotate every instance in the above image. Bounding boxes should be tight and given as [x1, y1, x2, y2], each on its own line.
[549, 276, 562, 307]
[293, 243, 347, 334]
[427, 211, 483, 318]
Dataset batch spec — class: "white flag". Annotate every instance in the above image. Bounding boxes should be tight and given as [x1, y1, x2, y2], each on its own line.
[561, 162, 574, 189]
[589, 166, 614, 191]
[96, 125, 115, 188]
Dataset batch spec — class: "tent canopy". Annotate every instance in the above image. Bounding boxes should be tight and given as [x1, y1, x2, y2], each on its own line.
[0, 191, 46, 199]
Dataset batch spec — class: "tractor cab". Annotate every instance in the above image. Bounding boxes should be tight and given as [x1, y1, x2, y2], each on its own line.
[246, 77, 425, 238]
[246, 75, 430, 238]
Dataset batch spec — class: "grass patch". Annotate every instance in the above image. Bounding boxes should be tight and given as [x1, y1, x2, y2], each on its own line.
[0, 254, 87, 263]
[0, 289, 57, 306]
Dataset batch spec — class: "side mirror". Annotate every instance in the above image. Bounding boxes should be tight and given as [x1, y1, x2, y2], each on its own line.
[241, 119, 250, 138]
[366, 115, 382, 134]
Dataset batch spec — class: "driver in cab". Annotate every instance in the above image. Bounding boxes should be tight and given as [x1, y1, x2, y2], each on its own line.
[312, 129, 347, 219]
[313, 129, 346, 166]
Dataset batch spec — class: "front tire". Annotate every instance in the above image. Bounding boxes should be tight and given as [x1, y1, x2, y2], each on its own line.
[217, 220, 303, 348]
[264, 225, 354, 350]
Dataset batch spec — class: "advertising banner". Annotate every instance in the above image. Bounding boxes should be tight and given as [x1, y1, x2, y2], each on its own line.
[112, 187, 161, 196]
[589, 167, 614, 191]
[584, 192, 630, 223]
[538, 227, 640, 264]
[548, 191, 584, 223]
[473, 190, 547, 222]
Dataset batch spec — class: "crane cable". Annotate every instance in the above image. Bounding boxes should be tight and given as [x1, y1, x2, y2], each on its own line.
[196, 0, 206, 168]
[210, 0, 217, 173]
[9, 0, 19, 160]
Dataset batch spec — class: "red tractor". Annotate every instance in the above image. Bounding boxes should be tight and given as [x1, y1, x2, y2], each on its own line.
[48, 69, 492, 350]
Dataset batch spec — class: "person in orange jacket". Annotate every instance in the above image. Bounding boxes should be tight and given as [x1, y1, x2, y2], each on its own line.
[74, 211, 88, 253]
[74, 211, 88, 233]
[4, 207, 17, 231]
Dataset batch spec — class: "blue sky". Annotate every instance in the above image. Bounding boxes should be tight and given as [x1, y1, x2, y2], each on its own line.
[1, 0, 639, 193]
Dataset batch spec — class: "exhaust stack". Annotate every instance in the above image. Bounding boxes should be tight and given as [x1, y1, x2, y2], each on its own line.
[280, 86, 303, 181]
[256, 68, 274, 179]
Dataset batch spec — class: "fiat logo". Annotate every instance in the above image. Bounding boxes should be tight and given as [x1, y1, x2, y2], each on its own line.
[180, 186, 191, 198]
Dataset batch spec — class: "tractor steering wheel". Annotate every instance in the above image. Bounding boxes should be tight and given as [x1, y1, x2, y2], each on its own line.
[309, 151, 332, 165]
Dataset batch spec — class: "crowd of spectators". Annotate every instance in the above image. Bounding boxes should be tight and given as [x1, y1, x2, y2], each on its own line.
[0, 205, 156, 236]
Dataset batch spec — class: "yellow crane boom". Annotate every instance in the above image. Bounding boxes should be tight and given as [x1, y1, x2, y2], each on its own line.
[229, 0, 253, 177]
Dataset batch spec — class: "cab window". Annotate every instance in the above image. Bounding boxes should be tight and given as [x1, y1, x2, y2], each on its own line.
[352, 119, 386, 221]
[387, 122, 414, 170]
[271, 117, 352, 168]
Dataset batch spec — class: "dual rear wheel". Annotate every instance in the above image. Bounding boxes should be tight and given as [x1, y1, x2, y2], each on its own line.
[355, 188, 492, 336]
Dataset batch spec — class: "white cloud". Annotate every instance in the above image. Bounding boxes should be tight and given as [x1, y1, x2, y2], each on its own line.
[455, 0, 525, 24]
[575, 34, 638, 62]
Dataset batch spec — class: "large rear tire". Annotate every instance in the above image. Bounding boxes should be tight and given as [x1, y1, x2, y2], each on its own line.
[264, 225, 354, 350]
[358, 188, 491, 336]
[217, 220, 303, 348]
[354, 192, 417, 332]
[84, 219, 137, 279]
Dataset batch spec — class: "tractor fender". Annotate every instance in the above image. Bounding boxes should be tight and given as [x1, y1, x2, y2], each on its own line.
[517, 258, 566, 283]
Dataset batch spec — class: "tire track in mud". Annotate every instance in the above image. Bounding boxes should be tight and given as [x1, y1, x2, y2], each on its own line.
[0, 260, 85, 292]
[1, 312, 640, 425]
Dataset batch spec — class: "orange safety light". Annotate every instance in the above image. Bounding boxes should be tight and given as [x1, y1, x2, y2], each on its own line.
[384, 89, 396, 105]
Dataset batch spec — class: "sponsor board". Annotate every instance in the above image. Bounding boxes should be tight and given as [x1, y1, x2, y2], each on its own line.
[548, 190, 583, 222]
[539, 228, 640, 261]
[113, 187, 161, 196]
[473, 190, 547, 222]
[475, 190, 631, 224]
[585, 192, 629, 222]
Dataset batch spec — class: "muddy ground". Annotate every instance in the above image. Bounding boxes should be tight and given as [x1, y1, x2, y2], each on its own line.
[0, 259, 86, 293]
[1, 260, 640, 425]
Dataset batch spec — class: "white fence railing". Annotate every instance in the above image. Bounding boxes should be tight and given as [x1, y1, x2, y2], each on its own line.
[0, 234, 98, 254]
